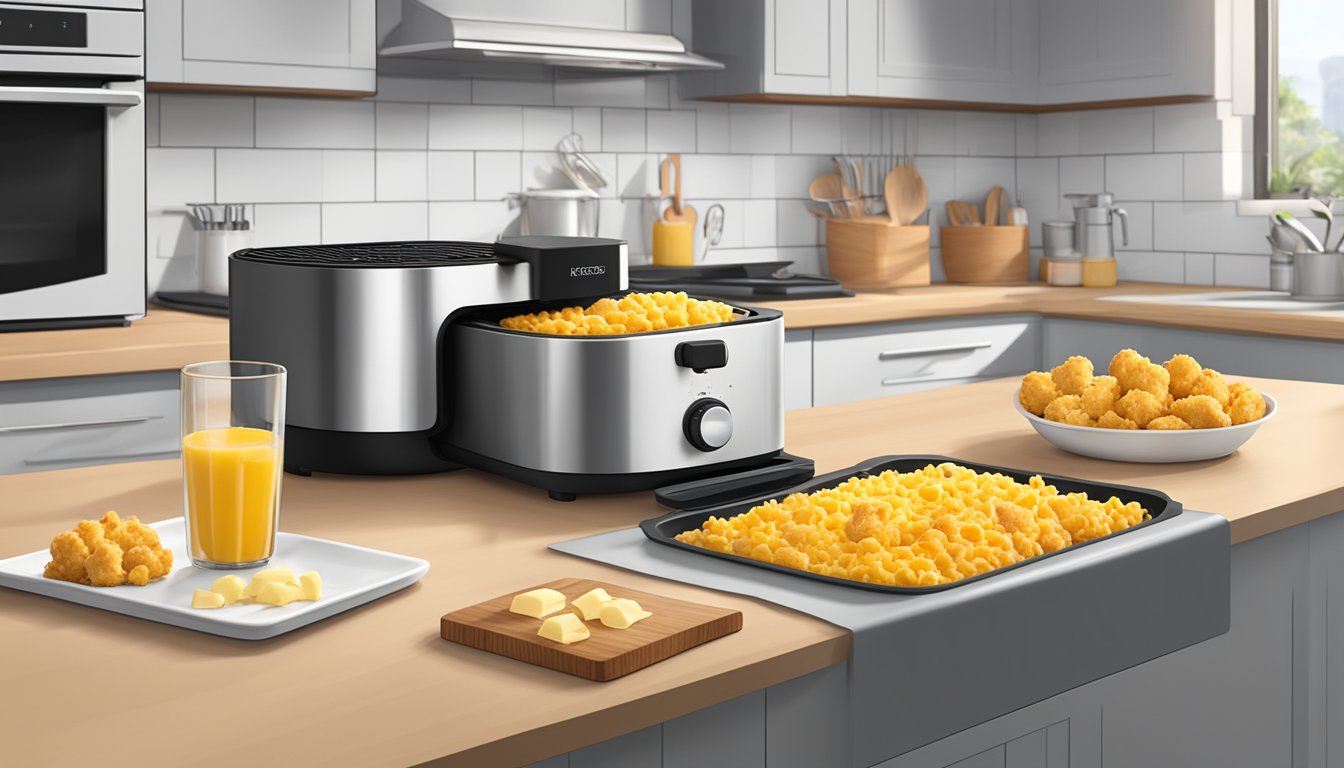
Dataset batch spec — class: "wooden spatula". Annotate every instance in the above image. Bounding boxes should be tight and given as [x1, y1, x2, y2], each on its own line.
[885, 166, 928, 226]
[984, 185, 1005, 227]
[660, 154, 686, 223]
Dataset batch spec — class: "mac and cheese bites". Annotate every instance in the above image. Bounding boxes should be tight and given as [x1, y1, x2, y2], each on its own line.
[1171, 395, 1232, 429]
[1050, 356, 1093, 396]
[1018, 372, 1060, 416]
[500, 291, 735, 336]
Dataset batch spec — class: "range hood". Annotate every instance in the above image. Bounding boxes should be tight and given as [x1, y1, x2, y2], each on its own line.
[380, 1, 724, 73]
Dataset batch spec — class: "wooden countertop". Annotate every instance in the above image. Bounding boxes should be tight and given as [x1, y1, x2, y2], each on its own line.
[5, 285, 1344, 382]
[2, 374, 1336, 766]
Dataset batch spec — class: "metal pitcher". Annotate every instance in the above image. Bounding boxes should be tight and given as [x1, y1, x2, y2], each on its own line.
[1065, 192, 1129, 258]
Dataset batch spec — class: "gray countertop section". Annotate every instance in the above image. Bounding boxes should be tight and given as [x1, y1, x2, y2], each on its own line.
[552, 510, 1230, 766]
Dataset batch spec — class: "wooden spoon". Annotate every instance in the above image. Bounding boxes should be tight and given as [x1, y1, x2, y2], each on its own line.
[661, 154, 686, 223]
[984, 185, 1005, 227]
[885, 166, 928, 226]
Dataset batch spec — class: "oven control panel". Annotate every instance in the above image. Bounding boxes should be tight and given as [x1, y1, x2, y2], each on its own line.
[0, 8, 87, 48]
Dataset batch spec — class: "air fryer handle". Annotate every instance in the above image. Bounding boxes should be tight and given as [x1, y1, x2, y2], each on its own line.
[653, 452, 816, 512]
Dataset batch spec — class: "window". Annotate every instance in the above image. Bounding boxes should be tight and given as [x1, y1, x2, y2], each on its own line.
[1262, 0, 1344, 198]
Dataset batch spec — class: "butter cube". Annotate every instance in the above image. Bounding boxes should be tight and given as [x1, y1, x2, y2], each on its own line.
[298, 571, 322, 601]
[255, 581, 303, 606]
[509, 587, 567, 619]
[599, 598, 652, 629]
[571, 587, 612, 621]
[252, 567, 298, 586]
[210, 575, 246, 605]
[191, 588, 225, 609]
[537, 612, 590, 644]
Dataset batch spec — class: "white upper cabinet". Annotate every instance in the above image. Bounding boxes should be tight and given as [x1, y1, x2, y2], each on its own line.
[1036, 0, 1214, 105]
[847, 0, 1038, 104]
[686, 0, 1215, 107]
[147, 0, 377, 94]
[681, 0, 847, 99]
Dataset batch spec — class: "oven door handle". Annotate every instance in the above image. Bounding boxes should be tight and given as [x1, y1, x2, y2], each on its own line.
[0, 86, 142, 108]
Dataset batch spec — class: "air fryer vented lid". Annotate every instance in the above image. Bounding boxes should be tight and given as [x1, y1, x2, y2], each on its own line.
[230, 241, 499, 268]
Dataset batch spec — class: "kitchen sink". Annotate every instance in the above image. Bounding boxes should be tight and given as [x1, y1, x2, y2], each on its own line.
[1098, 291, 1344, 312]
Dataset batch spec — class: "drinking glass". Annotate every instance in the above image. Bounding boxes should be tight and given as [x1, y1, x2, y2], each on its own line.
[180, 361, 286, 569]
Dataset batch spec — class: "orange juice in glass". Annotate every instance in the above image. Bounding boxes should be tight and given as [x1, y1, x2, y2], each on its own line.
[181, 361, 286, 569]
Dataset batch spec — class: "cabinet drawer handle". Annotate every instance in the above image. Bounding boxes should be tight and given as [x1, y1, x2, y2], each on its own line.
[24, 448, 178, 466]
[0, 85, 142, 108]
[878, 341, 994, 361]
[0, 415, 163, 434]
[881, 373, 939, 387]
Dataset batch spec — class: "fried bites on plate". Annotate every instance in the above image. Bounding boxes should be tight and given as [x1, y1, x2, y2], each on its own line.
[1019, 349, 1269, 431]
[42, 511, 173, 587]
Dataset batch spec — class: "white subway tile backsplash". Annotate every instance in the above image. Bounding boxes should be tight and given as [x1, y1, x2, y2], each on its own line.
[1114, 201, 1153, 251]
[647, 110, 697, 153]
[773, 155, 832, 199]
[251, 204, 321, 248]
[377, 151, 428, 201]
[522, 107, 573, 151]
[375, 103, 428, 150]
[1105, 154, 1182, 201]
[322, 202, 427, 242]
[1036, 113, 1080, 156]
[1015, 157, 1058, 246]
[429, 105, 522, 150]
[1015, 114, 1037, 157]
[1058, 156, 1104, 217]
[256, 99, 374, 149]
[750, 156, 776, 199]
[743, 200, 777, 248]
[913, 111, 956, 156]
[602, 108, 647, 152]
[617, 153, 660, 198]
[427, 152, 475, 201]
[429, 201, 515, 242]
[955, 112, 1016, 157]
[160, 95, 253, 148]
[1183, 152, 1235, 201]
[915, 155, 955, 233]
[554, 77, 646, 108]
[730, 105, 790, 154]
[217, 149, 323, 203]
[681, 154, 754, 199]
[1078, 108, 1153, 155]
[571, 108, 602, 151]
[322, 150, 375, 202]
[373, 76, 471, 104]
[521, 151, 575, 190]
[791, 106, 844, 155]
[953, 157, 1015, 203]
[1153, 202, 1268, 255]
[147, 148, 214, 208]
[1154, 102, 1223, 153]
[1214, 253, 1269, 288]
[473, 79, 553, 106]
[696, 104, 730, 153]
[1185, 252, 1214, 285]
[475, 152, 521, 200]
[776, 199, 821, 246]
[1117, 251, 1185, 284]
[644, 75, 671, 109]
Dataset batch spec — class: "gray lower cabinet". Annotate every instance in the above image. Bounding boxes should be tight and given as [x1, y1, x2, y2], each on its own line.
[528, 508, 1344, 768]
[783, 329, 815, 411]
[0, 371, 180, 475]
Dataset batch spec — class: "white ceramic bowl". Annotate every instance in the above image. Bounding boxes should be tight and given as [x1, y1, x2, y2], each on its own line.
[1013, 391, 1276, 463]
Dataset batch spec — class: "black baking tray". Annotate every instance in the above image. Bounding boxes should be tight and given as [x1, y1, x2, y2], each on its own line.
[639, 455, 1182, 594]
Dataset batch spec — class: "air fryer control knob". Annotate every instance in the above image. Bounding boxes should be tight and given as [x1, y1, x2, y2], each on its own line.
[684, 398, 732, 452]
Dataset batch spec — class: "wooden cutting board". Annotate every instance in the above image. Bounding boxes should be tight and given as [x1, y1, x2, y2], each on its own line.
[440, 577, 743, 682]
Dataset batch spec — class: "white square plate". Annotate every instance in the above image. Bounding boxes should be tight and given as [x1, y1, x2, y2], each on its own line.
[0, 518, 429, 640]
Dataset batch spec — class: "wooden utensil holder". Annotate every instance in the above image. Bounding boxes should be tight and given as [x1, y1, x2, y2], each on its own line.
[826, 219, 931, 289]
[939, 225, 1029, 284]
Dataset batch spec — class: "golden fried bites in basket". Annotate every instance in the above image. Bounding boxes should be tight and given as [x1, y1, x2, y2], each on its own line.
[1229, 389, 1268, 425]
[1188, 369, 1231, 409]
[1050, 356, 1094, 396]
[1043, 395, 1083, 423]
[1147, 415, 1193, 430]
[675, 463, 1149, 587]
[1080, 375, 1121, 420]
[1018, 372, 1060, 416]
[1108, 348, 1145, 385]
[42, 511, 173, 587]
[1113, 389, 1167, 427]
[499, 291, 736, 336]
[1060, 409, 1095, 427]
[1165, 354, 1203, 399]
[1171, 395, 1232, 429]
[1097, 410, 1139, 430]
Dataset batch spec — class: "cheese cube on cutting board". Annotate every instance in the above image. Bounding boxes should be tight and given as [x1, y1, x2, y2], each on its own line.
[255, 581, 302, 606]
[509, 587, 567, 618]
[192, 589, 225, 609]
[298, 571, 322, 601]
[571, 587, 612, 621]
[600, 598, 652, 629]
[538, 613, 590, 644]
[211, 575, 246, 605]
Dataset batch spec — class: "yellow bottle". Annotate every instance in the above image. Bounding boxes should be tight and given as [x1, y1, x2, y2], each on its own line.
[1082, 258, 1117, 288]
[182, 426, 281, 566]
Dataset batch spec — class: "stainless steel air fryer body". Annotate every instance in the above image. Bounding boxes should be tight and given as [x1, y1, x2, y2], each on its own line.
[442, 308, 784, 488]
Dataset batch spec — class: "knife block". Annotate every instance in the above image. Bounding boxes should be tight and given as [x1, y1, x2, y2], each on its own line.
[825, 220, 930, 290]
